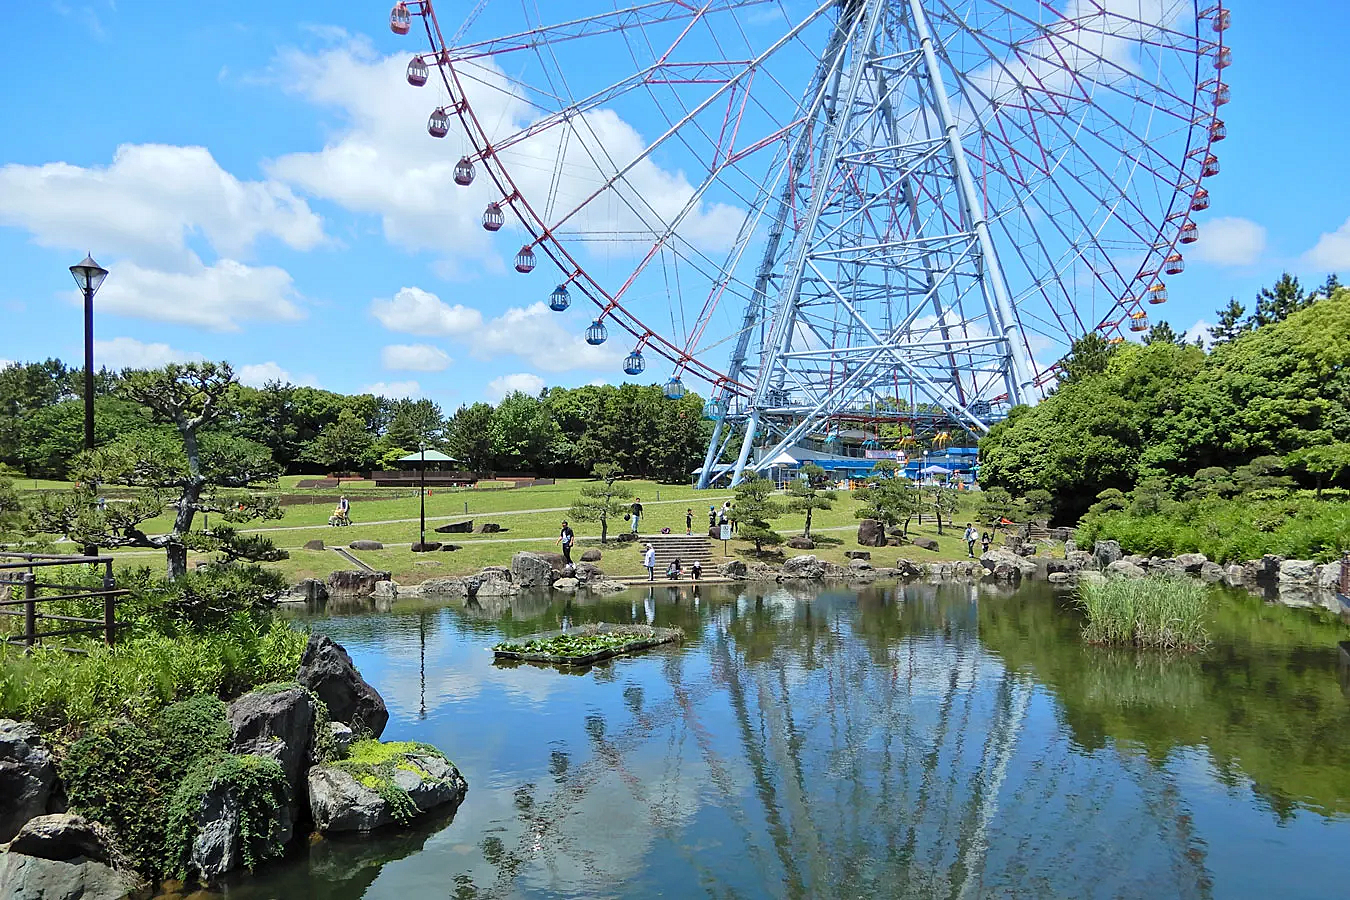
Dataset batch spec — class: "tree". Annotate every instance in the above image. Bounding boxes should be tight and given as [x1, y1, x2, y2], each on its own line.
[30, 363, 285, 579]
[733, 475, 783, 555]
[1209, 299, 1249, 346]
[1144, 321, 1184, 346]
[977, 488, 1022, 531]
[385, 399, 445, 451]
[925, 483, 959, 535]
[1309, 273, 1342, 302]
[446, 402, 496, 474]
[1022, 489, 1053, 524]
[1252, 273, 1308, 328]
[568, 463, 633, 543]
[1059, 332, 1117, 384]
[304, 408, 376, 472]
[1285, 443, 1350, 498]
[855, 468, 921, 537]
[490, 392, 562, 472]
[0, 474, 25, 543]
[785, 464, 836, 536]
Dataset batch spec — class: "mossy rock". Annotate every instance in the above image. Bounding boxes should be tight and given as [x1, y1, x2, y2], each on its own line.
[308, 740, 466, 833]
[165, 752, 292, 881]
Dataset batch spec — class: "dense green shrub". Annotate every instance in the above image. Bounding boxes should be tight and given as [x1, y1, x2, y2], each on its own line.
[1076, 576, 1209, 650]
[165, 752, 291, 878]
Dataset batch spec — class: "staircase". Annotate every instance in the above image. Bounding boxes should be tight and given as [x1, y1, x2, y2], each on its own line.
[639, 533, 713, 573]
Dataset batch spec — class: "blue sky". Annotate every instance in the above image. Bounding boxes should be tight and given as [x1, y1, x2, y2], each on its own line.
[0, 0, 1345, 407]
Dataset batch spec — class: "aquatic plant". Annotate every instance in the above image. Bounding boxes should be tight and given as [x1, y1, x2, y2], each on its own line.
[1076, 575, 1209, 650]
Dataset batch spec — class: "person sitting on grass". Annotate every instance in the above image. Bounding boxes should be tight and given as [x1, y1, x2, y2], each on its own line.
[666, 558, 683, 580]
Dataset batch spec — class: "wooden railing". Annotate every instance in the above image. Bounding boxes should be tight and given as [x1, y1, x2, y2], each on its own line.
[0, 553, 127, 652]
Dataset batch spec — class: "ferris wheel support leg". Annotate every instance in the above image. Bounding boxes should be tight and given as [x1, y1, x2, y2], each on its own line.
[729, 409, 761, 487]
[697, 417, 727, 490]
[905, 0, 1035, 405]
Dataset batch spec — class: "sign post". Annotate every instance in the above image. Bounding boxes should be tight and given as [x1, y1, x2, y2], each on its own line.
[720, 522, 731, 555]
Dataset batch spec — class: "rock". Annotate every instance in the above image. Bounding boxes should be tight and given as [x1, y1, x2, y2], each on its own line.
[782, 555, 826, 580]
[911, 537, 940, 552]
[411, 541, 442, 553]
[588, 580, 628, 594]
[719, 559, 748, 578]
[349, 540, 384, 551]
[844, 551, 871, 561]
[552, 577, 580, 593]
[987, 563, 1019, 582]
[372, 580, 398, 600]
[1318, 563, 1343, 591]
[1278, 559, 1318, 584]
[475, 523, 501, 534]
[1066, 550, 1094, 572]
[785, 536, 815, 550]
[435, 520, 473, 534]
[189, 768, 293, 881]
[1200, 561, 1225, 583]
[618, 532, 639, 543]
[0, 850, 145, 900]
[227, 686, 316, 807]
[0, 719, 57, 843]
[1243, 555, 1283, 583]
[1106, 559, 1147, 578]
[468, 568, 518, 598]
[873, 567, 899, 579]
[1223, 564, 1245, 587]
[296, 635, 389, 738]
[326, 570, 391, 597]
[1092, 540, 1122, 569]
[1152, 558, 1185, 578]
[746, 563, 780, 581]
[573, 562, 604, 583]
[511, 552, 557, 590]
[857, 518, 886, 547]
[980, 549, 1036, 580]
[1017, 544, 1038, 558]
[307, 749, 467, 833]
[5, 814, 123, 868]
[1079, 571, 1106, 586]
[848, 558, 873, 571]
[894, 559, 924, 579]
[328, 722, 354, 759]
[303, 539, 325, 551]
[581, 548, 603, 562]
[1175, 553, 1209, 573]
[417, 576, 467, 597]
[439, 543, 462, 552]
[293, 578, 329, 604]
[1047, 572, 1073, 584]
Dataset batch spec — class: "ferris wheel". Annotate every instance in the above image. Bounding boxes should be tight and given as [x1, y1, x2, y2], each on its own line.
[387, 0, 1230, 485]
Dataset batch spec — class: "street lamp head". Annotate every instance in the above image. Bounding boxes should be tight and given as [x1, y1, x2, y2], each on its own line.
[70, 254, 109, 296]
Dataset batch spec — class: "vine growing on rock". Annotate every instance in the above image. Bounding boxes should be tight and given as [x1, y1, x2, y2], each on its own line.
[165, 752, 292, 879]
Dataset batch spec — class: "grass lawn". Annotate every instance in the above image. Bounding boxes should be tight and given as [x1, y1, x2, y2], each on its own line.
[30, 476, 1007, 584]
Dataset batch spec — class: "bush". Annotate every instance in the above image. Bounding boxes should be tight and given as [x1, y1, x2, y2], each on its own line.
[1076, 575, 1209, 650]
[165, 752, 291, 878]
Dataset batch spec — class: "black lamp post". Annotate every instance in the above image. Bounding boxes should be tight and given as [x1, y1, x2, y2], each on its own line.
[69, 254, 108, 559]
[419, 444, 427, 549]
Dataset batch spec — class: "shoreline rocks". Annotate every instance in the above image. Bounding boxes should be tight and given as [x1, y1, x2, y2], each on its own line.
[297, 636, 390, 739]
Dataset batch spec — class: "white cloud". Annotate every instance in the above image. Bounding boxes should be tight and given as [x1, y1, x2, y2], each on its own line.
[470, 302, 624, 373]
[1184, 319, 1213, 349]
[485, 373, 546, 401]
[362, 380, 422, 399]
[370, 287, 482, 336]
[0, 143, 323, 268]
[1304, 217, 1350, 271]
[236, 362, 319, 388]
[94, 337, 202, 370]
[92, 258, 304, 332]
[1189, 217, 1267, 267]
[0, 360, 13, 370]
[381, 343, 451, 372]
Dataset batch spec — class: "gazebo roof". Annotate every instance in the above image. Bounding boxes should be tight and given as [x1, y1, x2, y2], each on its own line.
[396, 449, 457, 463]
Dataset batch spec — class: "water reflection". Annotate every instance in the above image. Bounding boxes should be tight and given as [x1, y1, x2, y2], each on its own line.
[249, 583, 1350, 899]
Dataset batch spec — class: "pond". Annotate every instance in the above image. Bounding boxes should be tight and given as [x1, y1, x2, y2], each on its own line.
[226, 582, 1350, 899]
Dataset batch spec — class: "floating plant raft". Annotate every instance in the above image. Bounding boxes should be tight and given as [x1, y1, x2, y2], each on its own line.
[492, 623, 683, 666]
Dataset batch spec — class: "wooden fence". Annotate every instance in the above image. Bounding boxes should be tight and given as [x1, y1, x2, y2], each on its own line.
[0, 553, 127, 652]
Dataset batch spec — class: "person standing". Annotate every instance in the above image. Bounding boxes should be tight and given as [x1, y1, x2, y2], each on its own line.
[644, 542, 656, 582]
[981, 531, 992, 555]
[964, 523, 978, 558]
[685, 508, 693, 535]
[708, 505, 717, 530]
[339, 495, 351, 520]
[630, 497, 643, 534]
[558, 519, 575, 565]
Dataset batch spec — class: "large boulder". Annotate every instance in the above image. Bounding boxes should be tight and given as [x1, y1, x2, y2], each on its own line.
[293, 578, 329, 604]
[511, 552, 557, 590]
[720, 559, 748, 579]
[980, 549, 1036, 580]
[580, 548, 603, 562]
[1317, 563, 1343, 591]
[1092, 540, 1122, 569]
[349, 540, 384, 551]
[435, 520, 473, 534]
[1065, 550, 1094, 572]
[1223, 564, 1246, 587]
[411, 541, 442, 553]
[5, 814, 125, 869]
[327, 570, 391, 597]
[372, 580, 399, 601]
[785, 536, 815, 550]
[307, 746, 467, 833]
[844, 551, 871, 561]
[0, 851, 145, 900]
[573, 562, 604, 583]
[296, 636, 389, 738]
[782, 555, 826, 580]
[857, 518, 886, 547]
[0, 720, 58, 843]
[188, 762, 293, 881]
[303, 539, 325, 551]
[895, 559, 924, 580]
[588, 580, 628, 595]
[228, 685, 316, 806]
[1199, 561, 1226, 583]
[848, 558, 873, 572]
[1243, 555, 1283, 583]
[552, 577, 580, 593]
[418, 576, 468, 597]
[1106, 559, 1147, 578]
[475, 523, 502, 534]
[1277, 559, 1318, 584]
[911, 537, 940, 552]
[1175, 553, 1209, 574]
[1151, 558, 1186, 578]
[470, 567, 518, 598]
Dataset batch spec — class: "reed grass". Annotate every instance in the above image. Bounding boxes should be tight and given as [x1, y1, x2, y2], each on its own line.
[1076, 575, 1210, 651]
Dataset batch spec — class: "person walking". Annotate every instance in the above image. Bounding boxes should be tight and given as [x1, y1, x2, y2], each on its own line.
[558, 519, 575, 565]
[718, 502, 729, 527]
[630, 497, 643, 534]
[964, 523, 978, 558]
[981, 531, 992, 555]
[644, 542, 657, 582]
[685, 508, 693, 535]
[338, 495, 351, 522]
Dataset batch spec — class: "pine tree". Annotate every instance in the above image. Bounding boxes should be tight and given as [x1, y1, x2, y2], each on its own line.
[1309, 273, 1342, 302]
[568, 463, 632, 543]
[1143, 320, 1183, 346]
[1208, 298, 1248, 346]
[1252, 273, 1308, 328]
[785, 464, 836, 536]
[733, 475, 783, 556]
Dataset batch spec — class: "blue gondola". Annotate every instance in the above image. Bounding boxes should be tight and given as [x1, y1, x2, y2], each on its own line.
[623, 349, 645, 376]
[549, 285, 570, 312]
[585, 320, 608, 345]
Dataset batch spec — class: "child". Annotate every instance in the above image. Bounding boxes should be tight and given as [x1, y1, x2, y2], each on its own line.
[981, 532, 992, 554]
[666, 557, 682, 580]
[690, 559, 702, 581]
[686, 508, 693, 535]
